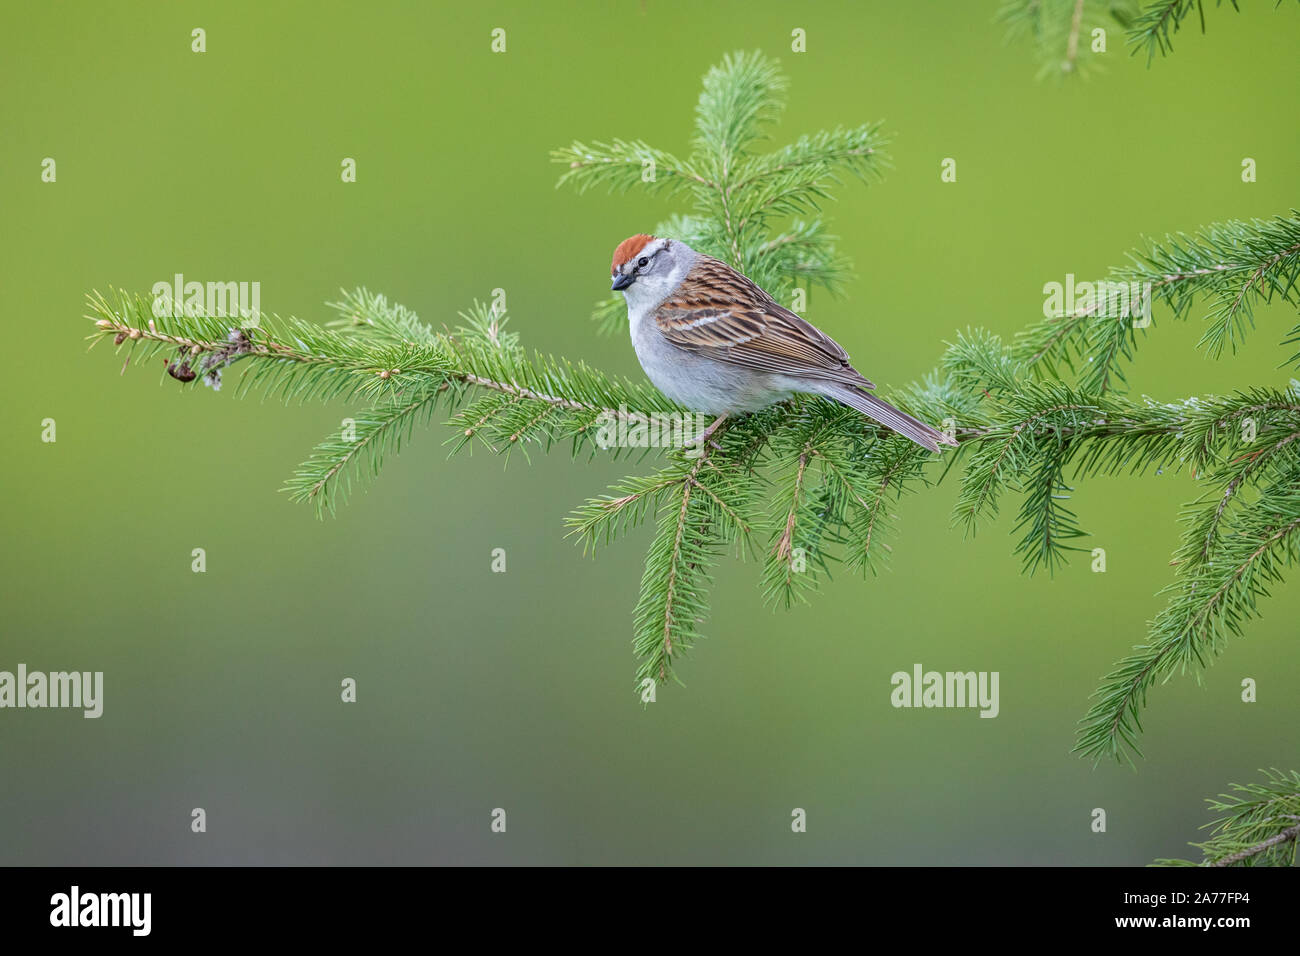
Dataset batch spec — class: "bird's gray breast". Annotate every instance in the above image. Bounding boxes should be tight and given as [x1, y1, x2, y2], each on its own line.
[631, 312, 789, 414]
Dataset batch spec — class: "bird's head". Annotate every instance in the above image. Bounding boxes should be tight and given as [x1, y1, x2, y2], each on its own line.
[610, 234, 680, 299]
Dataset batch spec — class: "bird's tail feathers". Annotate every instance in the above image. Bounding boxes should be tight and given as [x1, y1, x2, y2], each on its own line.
[822, 385, 956, 453]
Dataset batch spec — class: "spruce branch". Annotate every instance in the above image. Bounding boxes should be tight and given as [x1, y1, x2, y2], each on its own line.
[87, 288, 459, 404]
[87, 288, 671, 518]
[944, 288, 1298, 764]
[691, 51, 788, 175]
[284, 378, 451, 516]
[555, 49, 887, 311]
[1014, 212, 1300, 390]
[1076, 474, 1300, 763]
[630, 434, 760, 687]
[763, 431, 818, 608]
[553, 139, 712, 197]
[1124, 0, 1300, 62]
[1004, 0, 1297, 71]
[998, 0, 1141, 78]
[1156, 769, 1300, 866]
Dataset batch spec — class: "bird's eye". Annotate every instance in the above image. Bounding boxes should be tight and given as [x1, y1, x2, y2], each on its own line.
[637, 257, 649, 268]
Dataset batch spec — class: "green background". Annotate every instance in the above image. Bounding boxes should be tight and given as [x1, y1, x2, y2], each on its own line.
[2, 1, 1297, 865]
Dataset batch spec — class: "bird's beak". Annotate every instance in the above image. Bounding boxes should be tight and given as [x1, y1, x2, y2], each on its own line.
[611, 272, 634, 291]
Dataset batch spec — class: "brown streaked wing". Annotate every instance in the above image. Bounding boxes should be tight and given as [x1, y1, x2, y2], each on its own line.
[653, 255, 875, 388]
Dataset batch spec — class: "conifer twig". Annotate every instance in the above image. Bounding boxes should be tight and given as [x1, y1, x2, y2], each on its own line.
[1157, 769, 1300, 866]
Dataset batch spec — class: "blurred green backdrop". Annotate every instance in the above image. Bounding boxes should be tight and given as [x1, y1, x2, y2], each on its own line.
[2, 0, 1297, 865]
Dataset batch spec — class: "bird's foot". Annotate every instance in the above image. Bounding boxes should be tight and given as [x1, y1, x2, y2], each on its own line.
[686, 413, 728, 457]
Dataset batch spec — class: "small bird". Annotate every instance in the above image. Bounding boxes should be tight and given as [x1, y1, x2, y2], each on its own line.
[610, 234, 956, 452]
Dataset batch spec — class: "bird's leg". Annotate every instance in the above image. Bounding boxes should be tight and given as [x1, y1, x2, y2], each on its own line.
[687, 413, 728, 454]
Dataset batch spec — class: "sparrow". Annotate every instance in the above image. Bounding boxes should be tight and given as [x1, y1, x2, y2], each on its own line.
[610, 234, 956, 453]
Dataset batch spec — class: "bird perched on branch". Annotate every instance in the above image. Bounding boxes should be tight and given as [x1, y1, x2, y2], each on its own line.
[610, 233, 956, 452]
